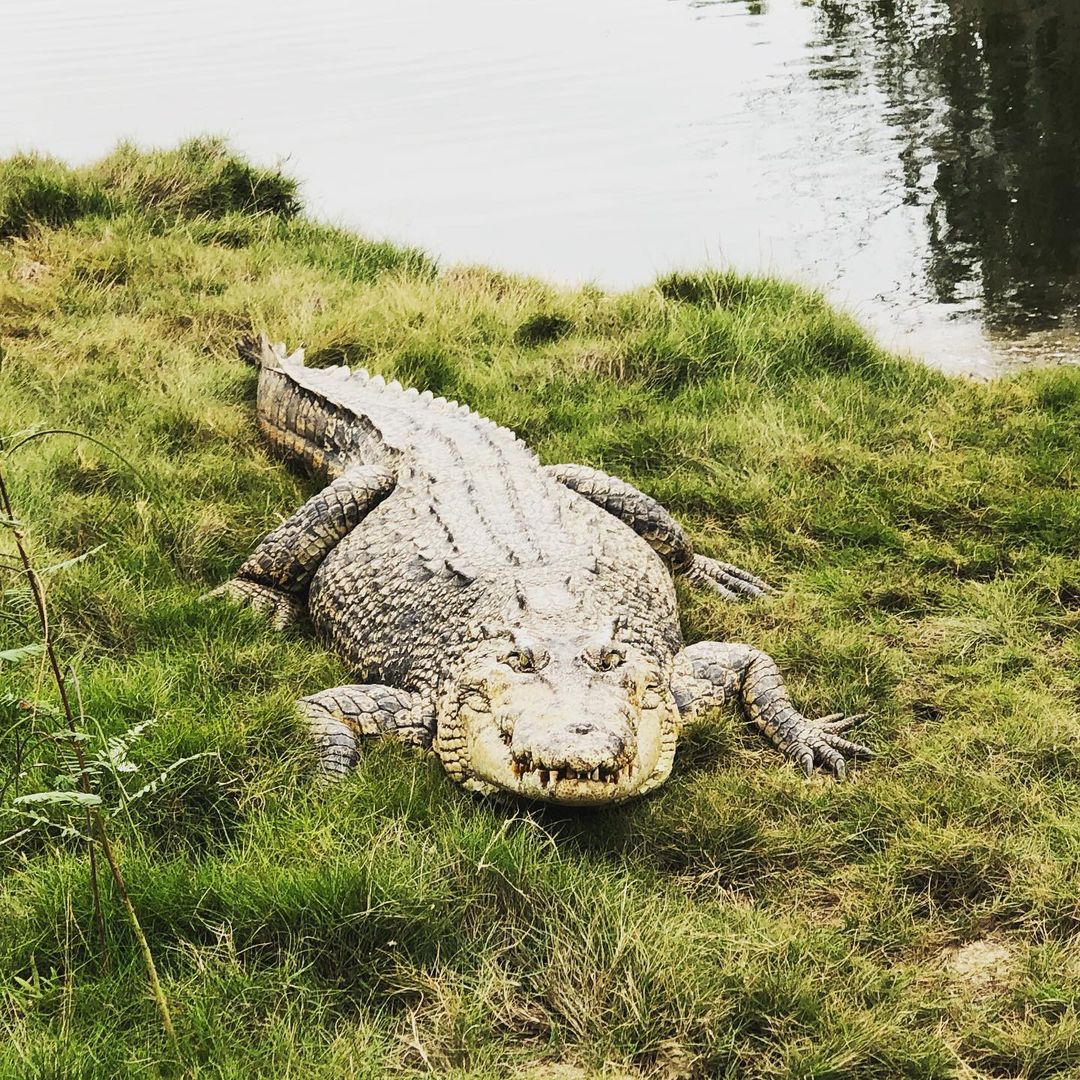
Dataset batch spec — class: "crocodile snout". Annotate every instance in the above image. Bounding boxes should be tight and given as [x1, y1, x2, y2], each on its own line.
[509, 715, 636, 783]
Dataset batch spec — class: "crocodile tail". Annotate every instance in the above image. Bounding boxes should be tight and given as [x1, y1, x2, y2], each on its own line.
[237, 333, 306, 370]
[245, 332, 530, 475]
[248, 335, 372, 480]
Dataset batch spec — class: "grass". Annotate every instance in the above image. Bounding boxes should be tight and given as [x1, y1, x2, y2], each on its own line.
[1, 139, 1079, 1078]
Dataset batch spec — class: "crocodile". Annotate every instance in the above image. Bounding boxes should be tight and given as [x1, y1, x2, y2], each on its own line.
[213, 337, 871, 805]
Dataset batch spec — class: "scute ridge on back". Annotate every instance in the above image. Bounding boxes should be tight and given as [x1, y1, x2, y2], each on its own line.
[256, 331, 533, 471]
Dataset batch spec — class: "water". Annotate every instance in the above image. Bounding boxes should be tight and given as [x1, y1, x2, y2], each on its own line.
[3, 0, 1079, 376]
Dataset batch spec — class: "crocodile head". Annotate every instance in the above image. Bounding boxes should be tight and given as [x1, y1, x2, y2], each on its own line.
[438, 622, 680, 806]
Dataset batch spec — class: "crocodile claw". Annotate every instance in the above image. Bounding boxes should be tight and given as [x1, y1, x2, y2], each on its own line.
[788, 712, 873, 780]
[689, 555, 773, 600]
[206, 579, 303, 631]
[815, 712, 867, 734]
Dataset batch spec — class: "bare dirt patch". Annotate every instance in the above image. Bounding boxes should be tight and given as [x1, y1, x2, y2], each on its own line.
[942, 937, 1014, 993]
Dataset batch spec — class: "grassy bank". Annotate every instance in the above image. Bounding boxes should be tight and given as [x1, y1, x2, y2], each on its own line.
[1, 139, 1079, 1079]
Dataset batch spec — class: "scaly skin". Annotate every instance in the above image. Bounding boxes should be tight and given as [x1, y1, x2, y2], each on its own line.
[212, 337, 872, 804]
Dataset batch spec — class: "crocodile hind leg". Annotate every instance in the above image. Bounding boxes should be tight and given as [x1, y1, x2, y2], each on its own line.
[299, 684, 435, 778]
[671, 641, 872, 779]
[210, 465, 396, 629]
[544, 463, 769, 600]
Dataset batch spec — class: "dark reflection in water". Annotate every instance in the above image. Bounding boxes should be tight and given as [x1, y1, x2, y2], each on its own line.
[812, 0, 1080, 341]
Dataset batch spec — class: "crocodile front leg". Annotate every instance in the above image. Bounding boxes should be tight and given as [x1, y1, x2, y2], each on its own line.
[671, 641, 872, 779]
[299, 684, 435, 778]
[544, 463, 769, 600]
[211, 465, 396, 628]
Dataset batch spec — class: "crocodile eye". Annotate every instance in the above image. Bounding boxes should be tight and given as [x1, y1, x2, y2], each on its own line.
[502, 648, 536, 673]
[593, 646, 625, 671]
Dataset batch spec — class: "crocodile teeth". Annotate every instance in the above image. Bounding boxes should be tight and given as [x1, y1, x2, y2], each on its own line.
[511, 761, 630, 786]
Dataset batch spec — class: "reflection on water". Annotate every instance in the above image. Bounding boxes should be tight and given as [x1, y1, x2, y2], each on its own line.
[807, 0, 1080, 368]
[2, 0, 1079, 375]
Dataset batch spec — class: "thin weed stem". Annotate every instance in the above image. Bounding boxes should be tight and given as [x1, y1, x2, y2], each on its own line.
[0, 462, 176, 1044]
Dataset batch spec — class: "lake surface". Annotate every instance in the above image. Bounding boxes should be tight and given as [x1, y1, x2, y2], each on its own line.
[4, 0, 1079, 376]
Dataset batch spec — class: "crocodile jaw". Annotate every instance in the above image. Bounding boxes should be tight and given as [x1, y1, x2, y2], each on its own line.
[440, 684, 676, 806]
[503, 722, 665, 805]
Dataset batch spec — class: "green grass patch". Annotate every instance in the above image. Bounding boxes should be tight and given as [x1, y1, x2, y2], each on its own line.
[1, 142, 1079, 1077]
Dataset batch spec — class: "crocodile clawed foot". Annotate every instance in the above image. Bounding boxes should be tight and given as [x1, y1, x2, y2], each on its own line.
[814, 712, 866, 734]
[206, 579, 303, 631]
[787, 712, 873, 781]
[687, 555, 772, 600]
